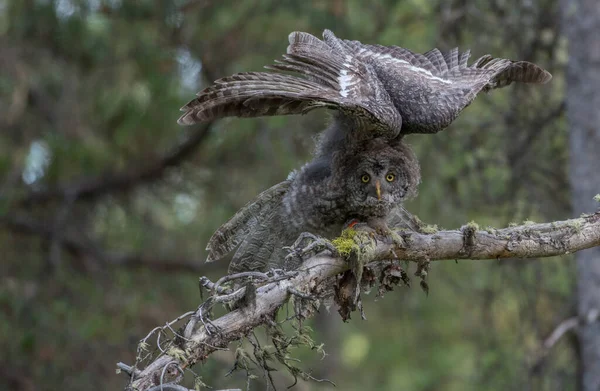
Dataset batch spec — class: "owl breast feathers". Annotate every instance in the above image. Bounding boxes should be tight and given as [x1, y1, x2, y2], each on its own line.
[206, 138, 420, 274]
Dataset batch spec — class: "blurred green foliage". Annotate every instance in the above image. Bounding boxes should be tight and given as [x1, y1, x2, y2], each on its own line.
[0, 1, 573, 390]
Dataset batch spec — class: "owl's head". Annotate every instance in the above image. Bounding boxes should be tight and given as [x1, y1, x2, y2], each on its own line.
[332, 138, 420, 218]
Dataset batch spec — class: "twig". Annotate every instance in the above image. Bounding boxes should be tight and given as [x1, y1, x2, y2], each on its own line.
[213, 272, 270, 293]
[200, 276, 231, 294]
[542, 317, 579, 350]
[146, 385, 193, 391]
[532, 308, 600, 372]
[287, 287, 317, 301]
[160, 362, 185, 390]
[211, 287, 247, 304]
[116, 362, 141, 378]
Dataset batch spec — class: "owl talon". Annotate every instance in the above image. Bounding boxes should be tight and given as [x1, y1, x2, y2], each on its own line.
[351, 220, 405, 248]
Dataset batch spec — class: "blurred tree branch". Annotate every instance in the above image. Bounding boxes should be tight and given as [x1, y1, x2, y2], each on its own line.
[0, 212, 219, 274]
[121, 211, 600, 391]
[15, 123, 213, 207]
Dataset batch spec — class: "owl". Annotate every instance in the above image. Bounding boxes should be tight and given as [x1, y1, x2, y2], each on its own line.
[190, 29, 551, 274]
[178, 29, 551, 161]
[206, 137, 420, 273]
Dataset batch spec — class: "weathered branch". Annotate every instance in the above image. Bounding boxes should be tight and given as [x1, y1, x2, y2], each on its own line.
[124, 212, 600, 390]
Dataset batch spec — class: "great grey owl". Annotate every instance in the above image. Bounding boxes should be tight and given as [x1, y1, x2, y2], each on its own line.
[178, 29, 551, 160]
[206, 137, 420, 273]
[183, 29, 551, 273]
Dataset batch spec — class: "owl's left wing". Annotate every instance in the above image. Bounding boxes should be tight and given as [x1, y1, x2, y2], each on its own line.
[179, 32, 402, 138]
[206, 180, 291, 263]
[323, 30, 552, 134]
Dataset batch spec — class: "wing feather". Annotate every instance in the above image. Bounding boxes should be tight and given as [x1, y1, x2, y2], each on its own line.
[179, 29, 552, 135]
[424, 48, 448, 73]
[325, 29, 552, 134]
[206, 181, 291, 263]
[179, 31, 402, 137]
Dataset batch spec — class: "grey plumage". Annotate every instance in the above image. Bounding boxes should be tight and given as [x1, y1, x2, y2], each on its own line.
[191, 29, 551, 274]
[178, 29, 551, 140]
[205, 180, 291, 263]
[206, 138, 420, 273]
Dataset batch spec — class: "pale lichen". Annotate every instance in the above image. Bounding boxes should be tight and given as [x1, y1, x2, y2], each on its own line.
[420, 224, 439, 234]
[166, 347, 188, 363]
[332, 228, 359, 257]
[466, 220, 480, 231]
[570, 219, 584, 234]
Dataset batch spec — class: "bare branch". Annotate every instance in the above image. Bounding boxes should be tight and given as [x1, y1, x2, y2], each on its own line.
[123, 212, 600, 390]
[543, 317, 579, 351]
[117, 362, 141, 378]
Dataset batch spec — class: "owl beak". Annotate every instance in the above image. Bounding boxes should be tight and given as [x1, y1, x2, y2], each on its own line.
[375, 180, 381, 200]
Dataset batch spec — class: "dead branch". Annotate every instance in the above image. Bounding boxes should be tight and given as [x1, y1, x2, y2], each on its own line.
[122, 211, 600, 390]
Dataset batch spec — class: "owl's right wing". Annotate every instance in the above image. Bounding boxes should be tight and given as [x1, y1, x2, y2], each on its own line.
[178, 32, 402, 138]
[205, 180, 291, 263]
[227, 212, 286, 274]
[324, 30, 551, 134]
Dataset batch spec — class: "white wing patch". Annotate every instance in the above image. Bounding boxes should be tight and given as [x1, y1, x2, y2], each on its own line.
[358, 48, 453, 84]
[338, 55, 357, 98]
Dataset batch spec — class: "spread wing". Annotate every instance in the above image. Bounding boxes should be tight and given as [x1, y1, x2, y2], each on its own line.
[323, 30, 552, 134]
[206, 180, 291, 263]
[178, 32, 402, 138]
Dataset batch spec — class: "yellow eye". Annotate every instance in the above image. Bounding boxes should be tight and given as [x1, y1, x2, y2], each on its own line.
[361, 174, 370, 183]
[386, 173, 395, 182]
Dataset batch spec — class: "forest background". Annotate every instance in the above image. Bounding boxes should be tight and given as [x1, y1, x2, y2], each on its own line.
[0, 1, 592, 390]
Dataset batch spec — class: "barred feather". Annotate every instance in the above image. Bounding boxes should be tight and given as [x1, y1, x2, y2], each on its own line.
[206, 181, 291, 263]
[179, 29, 552, 135]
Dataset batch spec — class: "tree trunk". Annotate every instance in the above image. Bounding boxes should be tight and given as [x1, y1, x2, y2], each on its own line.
[562, 0, 600, 389]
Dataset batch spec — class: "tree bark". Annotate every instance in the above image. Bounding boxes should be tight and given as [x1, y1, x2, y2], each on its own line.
[562, 0, 600, 389]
